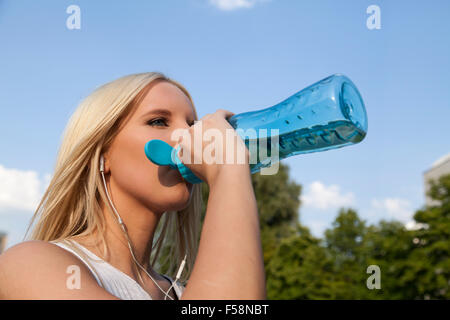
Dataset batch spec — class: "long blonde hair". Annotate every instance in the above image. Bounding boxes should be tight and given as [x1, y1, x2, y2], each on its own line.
[24, 72, 202, 284]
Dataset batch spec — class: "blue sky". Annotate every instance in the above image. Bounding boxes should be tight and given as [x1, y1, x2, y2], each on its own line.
[0, 0, 449, 248]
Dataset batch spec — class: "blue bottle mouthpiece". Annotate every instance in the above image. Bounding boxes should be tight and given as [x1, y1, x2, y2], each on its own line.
[144, 139, 203, 184]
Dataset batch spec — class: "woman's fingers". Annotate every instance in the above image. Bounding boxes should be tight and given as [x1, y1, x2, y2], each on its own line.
[214, 109, 235, 120]
[174, 108, 245, 184]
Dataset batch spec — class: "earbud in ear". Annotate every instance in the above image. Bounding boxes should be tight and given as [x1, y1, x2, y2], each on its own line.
[100, 155, 105, 173]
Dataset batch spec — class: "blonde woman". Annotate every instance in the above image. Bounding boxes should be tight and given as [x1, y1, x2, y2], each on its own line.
[0, 72, 266, 300]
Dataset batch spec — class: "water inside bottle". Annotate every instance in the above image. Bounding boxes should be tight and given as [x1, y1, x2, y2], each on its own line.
[245, 118, 365, 174]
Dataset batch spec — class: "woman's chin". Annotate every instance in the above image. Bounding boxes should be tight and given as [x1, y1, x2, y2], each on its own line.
[169, 184, 193, 210]
[156, 168, 194, 210]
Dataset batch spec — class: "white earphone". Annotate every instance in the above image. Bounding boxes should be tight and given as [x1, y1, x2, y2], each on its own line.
[99, 154, 187, 300]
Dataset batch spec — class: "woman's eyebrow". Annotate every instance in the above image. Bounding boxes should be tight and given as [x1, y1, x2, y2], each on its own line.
[141, 108, 172, 118]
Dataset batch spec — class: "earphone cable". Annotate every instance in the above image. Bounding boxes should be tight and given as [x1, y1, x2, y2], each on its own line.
[100, 170, 177, 300]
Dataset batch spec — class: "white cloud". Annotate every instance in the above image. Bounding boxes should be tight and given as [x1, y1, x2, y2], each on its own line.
[209, 0, 269, 11]
[301, 181, 356, 210]
[371, 197, 413, 222]
[0, 164, 51, 213]
[369, 197, 427, 230]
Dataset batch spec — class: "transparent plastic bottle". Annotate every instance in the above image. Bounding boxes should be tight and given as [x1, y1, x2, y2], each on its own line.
[228, 73, 368, 174]
[145, 74, 368, 184]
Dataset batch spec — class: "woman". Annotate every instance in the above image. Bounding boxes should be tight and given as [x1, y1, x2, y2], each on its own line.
[0, 72, 266, 300]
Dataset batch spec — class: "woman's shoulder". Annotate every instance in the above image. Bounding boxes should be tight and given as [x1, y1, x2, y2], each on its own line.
[1, 239, 57, 254]
[0, 240, 118, 299]
[0, 240, 80, 266]
[0, 240, 64, 269]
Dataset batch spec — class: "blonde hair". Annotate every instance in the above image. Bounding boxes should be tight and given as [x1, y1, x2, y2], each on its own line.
[24, 72, 202, 284]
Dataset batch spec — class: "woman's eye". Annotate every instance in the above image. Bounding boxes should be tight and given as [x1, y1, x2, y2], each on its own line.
[147, 118, 168, 127]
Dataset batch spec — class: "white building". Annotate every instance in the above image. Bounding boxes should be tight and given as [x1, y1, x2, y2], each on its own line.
[423, 153, 450, 206]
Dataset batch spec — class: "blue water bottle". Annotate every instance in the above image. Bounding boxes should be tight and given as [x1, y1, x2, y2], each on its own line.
[145, 74, 368, 184]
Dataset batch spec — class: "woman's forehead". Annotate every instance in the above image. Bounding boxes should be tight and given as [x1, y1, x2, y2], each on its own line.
[136, 81, 195, 118]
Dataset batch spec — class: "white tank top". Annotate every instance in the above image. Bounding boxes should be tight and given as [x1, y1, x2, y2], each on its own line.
[50, 239, 185, 300]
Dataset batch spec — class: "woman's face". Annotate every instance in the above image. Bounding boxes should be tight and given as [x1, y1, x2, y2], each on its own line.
[105, 79, 196, 215]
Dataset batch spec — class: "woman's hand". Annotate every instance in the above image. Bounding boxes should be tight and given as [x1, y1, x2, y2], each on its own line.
[174, 109, 250, 186]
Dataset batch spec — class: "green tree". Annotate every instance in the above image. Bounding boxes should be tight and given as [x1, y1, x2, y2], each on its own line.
[265, 223, 336, 299]
[401, 174, 450, 299]
[324, 208, 369, 299]
[325, 208, 366, 262]
[363, 220, 415, 299]
[361, 174, 450, 299]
